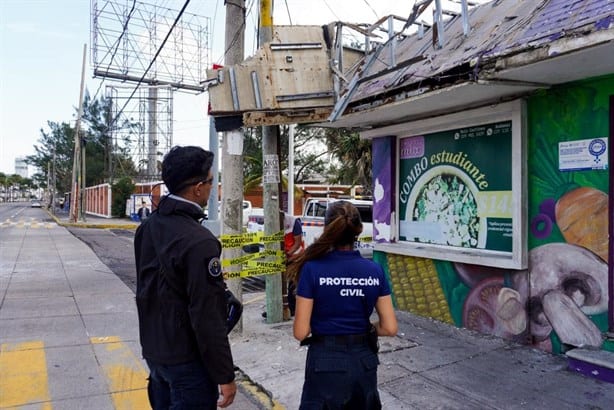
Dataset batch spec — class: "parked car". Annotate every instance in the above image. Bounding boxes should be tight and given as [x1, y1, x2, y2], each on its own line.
[30, 200, 42, 208]
[246, 198, 374, 257]
[204, 200, 256, 226]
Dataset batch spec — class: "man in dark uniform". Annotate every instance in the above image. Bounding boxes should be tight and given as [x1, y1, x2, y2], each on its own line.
[137, 200, 150, 221]
[134, 146, 236, 409]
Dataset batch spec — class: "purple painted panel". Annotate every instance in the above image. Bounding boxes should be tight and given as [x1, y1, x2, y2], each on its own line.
[567, 357, 614, 384]
[515, 0, 613, 46]
[372, 137, 394, 243]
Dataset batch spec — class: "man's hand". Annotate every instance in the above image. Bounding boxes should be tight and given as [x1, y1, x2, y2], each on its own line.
[217, 381, 237, 408]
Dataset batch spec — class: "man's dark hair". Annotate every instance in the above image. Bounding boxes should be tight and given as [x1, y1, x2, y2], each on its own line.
[162, 146, 214, 194]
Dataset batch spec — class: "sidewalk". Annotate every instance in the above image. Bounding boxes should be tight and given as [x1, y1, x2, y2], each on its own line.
[0, 214, 262, 409]
[234, 293, 614, 410]
[2, 212, 613, 409]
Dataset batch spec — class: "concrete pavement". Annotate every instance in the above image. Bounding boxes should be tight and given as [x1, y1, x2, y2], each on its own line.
[2, 210, 613, 409]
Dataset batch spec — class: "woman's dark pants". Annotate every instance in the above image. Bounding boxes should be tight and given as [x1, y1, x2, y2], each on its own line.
[299, 339, 381, 410]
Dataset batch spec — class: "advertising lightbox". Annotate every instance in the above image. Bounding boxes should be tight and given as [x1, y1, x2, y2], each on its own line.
[372, 101, 527, 269]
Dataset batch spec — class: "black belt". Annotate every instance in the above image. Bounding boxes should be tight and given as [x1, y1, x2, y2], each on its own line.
[301, 333, 368, 347]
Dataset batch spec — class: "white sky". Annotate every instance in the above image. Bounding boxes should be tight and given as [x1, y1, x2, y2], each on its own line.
[0, 0, 481, 175]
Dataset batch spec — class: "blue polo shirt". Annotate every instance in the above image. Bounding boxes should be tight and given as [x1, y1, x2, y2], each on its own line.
[296, 250, 391, 335]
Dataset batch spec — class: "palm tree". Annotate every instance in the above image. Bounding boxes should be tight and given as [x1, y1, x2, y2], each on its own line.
[324, 128, 373, 194]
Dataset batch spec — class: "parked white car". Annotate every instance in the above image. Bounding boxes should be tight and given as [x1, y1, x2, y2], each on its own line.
[205, 200, 256, 227]
[246, 198, 374, 257]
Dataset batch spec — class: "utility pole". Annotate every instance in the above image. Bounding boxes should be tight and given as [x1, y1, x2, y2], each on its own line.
[260, 0, 283, 323]
[81, 133, 87, 221]
[221, 0, 246, 331]
[70, 44, 87, 223]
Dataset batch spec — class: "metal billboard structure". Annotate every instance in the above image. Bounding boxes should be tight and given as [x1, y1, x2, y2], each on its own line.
[91, 0, 211, 179]
[106, 85, 173, 181]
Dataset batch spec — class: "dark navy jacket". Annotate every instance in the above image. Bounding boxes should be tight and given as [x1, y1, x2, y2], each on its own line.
[134, 195, 234, 384]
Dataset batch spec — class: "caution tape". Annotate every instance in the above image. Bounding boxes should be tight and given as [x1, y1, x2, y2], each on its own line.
[220, 230, 284, 249]
[246, 260, 286, 270]
[220, 230, 287, 278]
[224, 266, 284, 279]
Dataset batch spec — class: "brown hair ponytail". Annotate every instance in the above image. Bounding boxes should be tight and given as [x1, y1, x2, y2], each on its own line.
[287, 201, 362, 282]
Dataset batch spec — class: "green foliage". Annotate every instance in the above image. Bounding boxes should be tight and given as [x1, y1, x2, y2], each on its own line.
[111, 177, 135, 217]
[242, 125, 372, 194]
[242, 125, 330, 191]
[324, 128, 372, 193]
[26, 91, 138, 196]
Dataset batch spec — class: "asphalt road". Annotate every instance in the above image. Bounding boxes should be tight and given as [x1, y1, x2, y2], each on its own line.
[63, 222, 266, 294]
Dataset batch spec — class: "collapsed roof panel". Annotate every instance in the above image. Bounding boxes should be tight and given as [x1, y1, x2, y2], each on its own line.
[339, 0, 614, 119]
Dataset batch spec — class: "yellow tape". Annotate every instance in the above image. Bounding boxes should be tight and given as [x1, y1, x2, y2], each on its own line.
[224, 266, 283, 279]
[247, 261, 286, 270]
[358, 236, 373, 242]
[221, 250, 287, 268]
[261, 232, 284, 243]
[220, 231, 284, 248]
[222, 253, 257, 267]
[260, 249, 285, 257]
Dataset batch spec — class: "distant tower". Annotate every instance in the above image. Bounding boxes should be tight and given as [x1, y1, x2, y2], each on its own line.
[15, 157, 28, 178]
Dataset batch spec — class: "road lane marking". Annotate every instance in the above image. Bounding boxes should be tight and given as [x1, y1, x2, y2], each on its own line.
[90, 336, 149, 410]
[0, 340, 52, 409]
[0, 219, 57, 228]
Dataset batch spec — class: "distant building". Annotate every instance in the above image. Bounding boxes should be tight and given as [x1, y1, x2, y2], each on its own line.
[15, 157, 28, 178]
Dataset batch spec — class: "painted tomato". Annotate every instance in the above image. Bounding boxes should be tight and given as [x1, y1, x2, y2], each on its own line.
[462, 277, 514, 339]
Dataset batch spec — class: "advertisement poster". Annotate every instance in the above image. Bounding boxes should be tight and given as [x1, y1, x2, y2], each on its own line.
[399, 121, 513, 252]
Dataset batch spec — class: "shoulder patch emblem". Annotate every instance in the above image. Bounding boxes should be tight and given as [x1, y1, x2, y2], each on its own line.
[208, 257, 222, 277]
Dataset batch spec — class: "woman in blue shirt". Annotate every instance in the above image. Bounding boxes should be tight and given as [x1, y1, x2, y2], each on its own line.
[290, 200, 398, 410]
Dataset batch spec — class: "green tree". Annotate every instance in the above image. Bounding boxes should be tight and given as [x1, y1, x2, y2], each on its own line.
[242, 125, 330, 192]
[26, 121, 75, 195]
[26, 92, 138, 195]
[81, 92, 138, 183]
[0, 173, 27, 201]
[111, 176, 135, 217]
[324, 128, 372, 194]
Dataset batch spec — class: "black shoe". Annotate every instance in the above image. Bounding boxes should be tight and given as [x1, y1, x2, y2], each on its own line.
[261, 311, 267, 318]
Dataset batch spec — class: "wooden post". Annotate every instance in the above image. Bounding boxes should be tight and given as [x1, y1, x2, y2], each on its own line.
[70, 44, 87, 222]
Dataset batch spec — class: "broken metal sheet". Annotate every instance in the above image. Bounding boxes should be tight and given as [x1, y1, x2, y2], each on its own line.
[330, 81, 541, 129]
[243, 108, 332, 127]
[346, 0, 614, 107]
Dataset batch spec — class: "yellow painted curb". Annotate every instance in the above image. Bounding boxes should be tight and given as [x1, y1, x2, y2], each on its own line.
[46, 209, 138, 230]
[236, 369, 285, 410]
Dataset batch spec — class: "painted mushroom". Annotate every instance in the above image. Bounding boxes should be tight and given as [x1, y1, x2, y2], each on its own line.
[496, 242, 607, 348]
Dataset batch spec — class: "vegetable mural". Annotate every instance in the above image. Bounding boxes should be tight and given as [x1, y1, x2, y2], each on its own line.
[377, 76, 611, 354]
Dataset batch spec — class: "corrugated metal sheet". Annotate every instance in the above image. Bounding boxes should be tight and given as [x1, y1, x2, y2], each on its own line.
[346, 0, 613, 105]
[514, 0, 613, 46]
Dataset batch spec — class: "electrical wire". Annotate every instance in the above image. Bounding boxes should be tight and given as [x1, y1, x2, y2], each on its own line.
[214, 0, 255, 65]
[284, 0, 293, 25]
[108, 0, 192, 131]
[362, 0, 379, 20]
[321, 0, 340, 21]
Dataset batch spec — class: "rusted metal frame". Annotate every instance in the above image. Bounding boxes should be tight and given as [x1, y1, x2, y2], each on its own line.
[333, 22, 344, 99]
[461, 0, 470, 36]
[330, 0, 433, 121]
[388, 15, 396, 67]
[357, 54, 427, 86]
[93, 69, 206, 92]
[434, 0, 445, 49]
